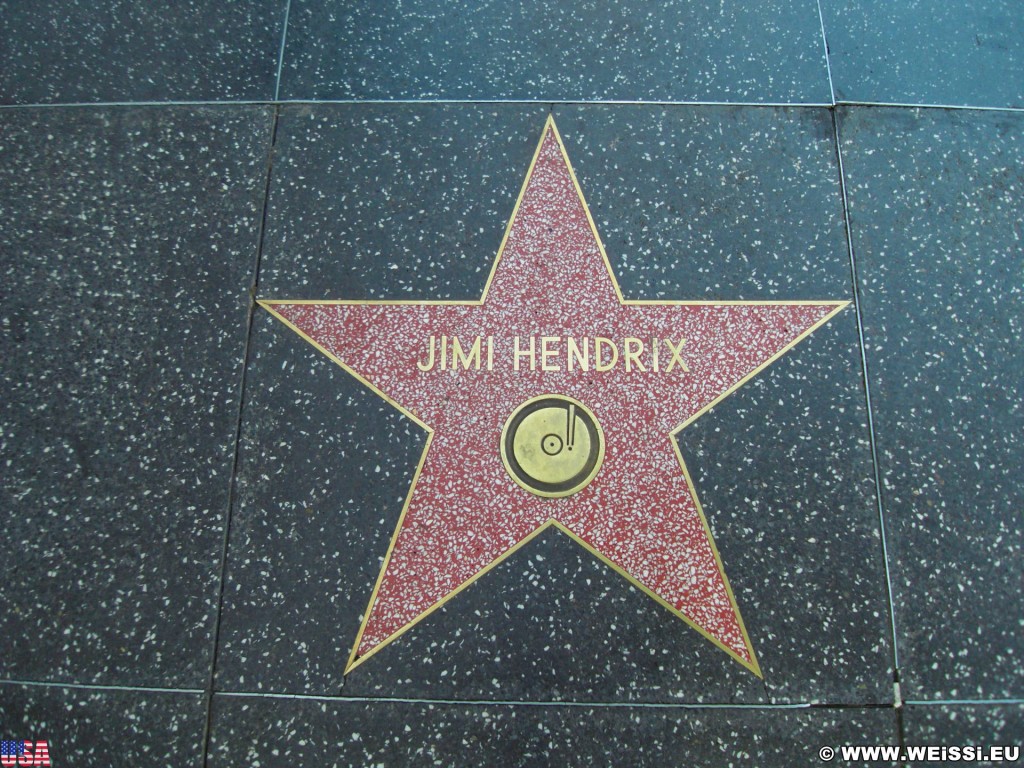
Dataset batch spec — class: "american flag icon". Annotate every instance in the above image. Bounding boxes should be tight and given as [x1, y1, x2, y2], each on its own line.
[0, 742, 23, 756]
[0, 740, 49, 766]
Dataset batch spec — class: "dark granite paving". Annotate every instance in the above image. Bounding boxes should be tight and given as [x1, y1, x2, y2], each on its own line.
[820, 0, 1024, 109]
[0, 685, 205, 767]
[838, 107, 1023, 702]
[903, 703, 1024, 747]
[1, 1, 1021, 765]
[0, 106, 274, 687]
[256, 105, 550, 300]
[278, 0, 832, 103]
[207, 696, 897, 768]
[224, 104, 888, 705]
[0, 2, 288, 105]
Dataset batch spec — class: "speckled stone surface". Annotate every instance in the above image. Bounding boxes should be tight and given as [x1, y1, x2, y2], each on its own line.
[258, 105, 549, 299]
[220, 105, 890, 703]
[0, 1, 287, 104]
[2, 3, 1021, 763]
[820, 0, 1024, 109]
[0, 106, 273, 686]
[208, 696, 896, 767]
[214, 310, 425, 694]
[677, 309, 891, 704]
[553, 108, 893, 705]
[838, 107, 1024, 700]
[0, 685, 204, 767]
[278, 0, 832, 103]
[551, 106, 850, 300]
[903, 703, 1024, 747]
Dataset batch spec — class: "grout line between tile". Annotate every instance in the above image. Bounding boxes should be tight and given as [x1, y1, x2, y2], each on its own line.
[0, 98, 833, 109]
[0, 679, 203, 695]
[4, 97, 1019, 112]
[2, 98, 1022, 113]
[8, 677, 1017, 709]
[814, 0, 837, 107]
[273, 0, 292, 102]
[837, 99, 1024, 114]
[214, 691, 825, 709]
[198, 104, 282, 768]
[0, 99, 276, 109]
[829, 110, 901, 676]
[904, 699, 1024, 707]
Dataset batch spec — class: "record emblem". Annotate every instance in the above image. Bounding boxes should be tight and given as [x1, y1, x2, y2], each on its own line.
[501, 394, 605, 498]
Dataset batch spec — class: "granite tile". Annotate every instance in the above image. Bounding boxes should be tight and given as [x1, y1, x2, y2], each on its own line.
[226, 105, 889, 702]
[258, 104, 549, 299]
[838, 107, 1024, 700]
[339, 526, 767, 703]
[278, 0, 831, 103]
[262, 104, 854, 301]
[821, 0, 1024, 109]
[209, 696, 897, 768]
[214, 310, 426, 694]
[0, 0, 287, 104]
[0, 106, 274, 686]
[677, 309, 892, 704]
[551, 106, 850, 300]
[0, 684, 205, 767]
[904, 703, 1024, 755]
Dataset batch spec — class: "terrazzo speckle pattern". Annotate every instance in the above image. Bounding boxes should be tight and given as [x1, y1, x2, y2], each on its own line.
[214, 311, 425, 694]
[258, 105, 549, 300]
[0, 1, 287, 104]
[278, 0, 832, 103]
[680, 309, 892, 704]
[821, 0, 1024, 109]
[0, 106, 274, 686]
[218, 108, 889, 705]
[262, 122, 846, 675]
[341, 527, 767, 703]
[0, 685, 205, 767]
[207, 696, 897, 768]
[1, 0, 1019, 756]
[838, 107, 1024, 700]
[551, 106, 850, 300]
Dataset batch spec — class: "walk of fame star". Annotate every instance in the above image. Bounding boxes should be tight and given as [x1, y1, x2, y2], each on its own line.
[260, 116, 848, 676]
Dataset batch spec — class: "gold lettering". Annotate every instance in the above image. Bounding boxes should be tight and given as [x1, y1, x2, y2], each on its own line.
[514, 336, 536, 371]
[567, 337, 589, 372]
[664, 338, 690, 372]
[652, 337, 660, 372]
[416, 335, 437, 372]
[594, 337, 618, 372]
[451, 336, 482, 370]
[541, 336, 561, 371]
[624, 337, 646, 372]
[487, 336, 494, 371]
[440, 334, 448, 371]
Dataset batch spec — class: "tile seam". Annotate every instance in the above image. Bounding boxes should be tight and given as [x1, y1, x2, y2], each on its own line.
[0, 99, 832, 109]
[814, 0, 837, 107]
[904, 699, 1024, 707]
[0, 679, 203, 695]
[212, 691, 885, 710]
[2, 98, 1021, 112]
[198, 104, 282, 768]
[830, 109, 901, 676]
[7, 679, 1018, 708]
[273, 0, 292, 102]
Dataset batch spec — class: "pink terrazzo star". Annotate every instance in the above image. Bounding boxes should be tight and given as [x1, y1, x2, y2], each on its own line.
[261, 117, 847, 675]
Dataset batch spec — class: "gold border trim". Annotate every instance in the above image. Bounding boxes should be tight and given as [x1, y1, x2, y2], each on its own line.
[259, 115, 850, 678]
